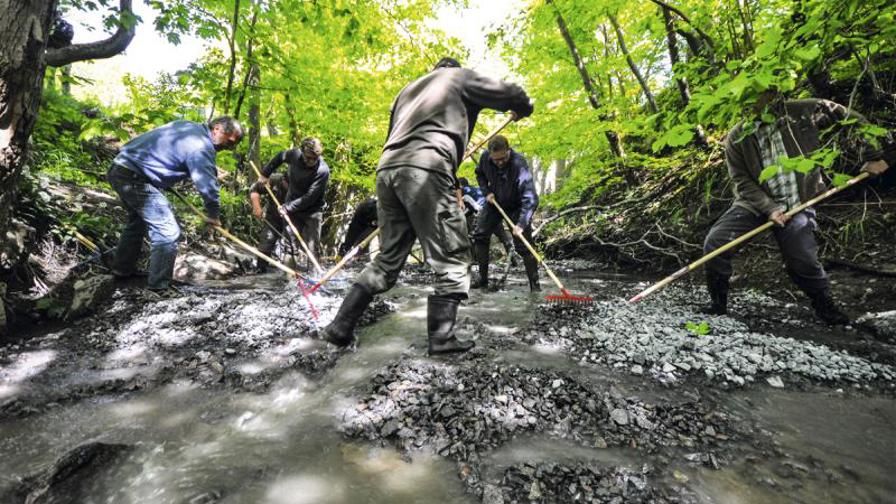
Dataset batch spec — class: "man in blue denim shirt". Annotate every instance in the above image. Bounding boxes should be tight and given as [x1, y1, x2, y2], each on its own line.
[106, 117, 243, 293]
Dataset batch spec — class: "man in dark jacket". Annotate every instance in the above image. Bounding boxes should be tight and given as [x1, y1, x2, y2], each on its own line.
[472, 135, 540, 291]
[459, 177, 516, 266]
[339, 198, 378, 256]
[107, 116, 243, 295]
[322, 57, 533, 355]
[258, 137, 329, 270]
[249, 172, 289, 272]
[703, 93, 889, 324]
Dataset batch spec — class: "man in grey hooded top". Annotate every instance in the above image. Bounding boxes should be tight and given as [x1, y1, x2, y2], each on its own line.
[322, 57, 533, 355]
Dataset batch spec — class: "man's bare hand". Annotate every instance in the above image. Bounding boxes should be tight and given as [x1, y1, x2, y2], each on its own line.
[257, 175, 269, 185]
[511, 224, 524, 237]
[455, 188, 464, 210]
[769, 210, 789, 227]
[509, 111, 519, 122]
[278, 206, 289, 218]
[861, 159, 890, 176]
[486, 193, 496, 204]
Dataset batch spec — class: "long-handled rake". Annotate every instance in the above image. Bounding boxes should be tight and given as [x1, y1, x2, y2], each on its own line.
[249, 161, 324, 275]
[627, 171, 874, 303]
[491, 200, 593, 304]
[168, 189, 320, 320]
[308, 228, 380, 293]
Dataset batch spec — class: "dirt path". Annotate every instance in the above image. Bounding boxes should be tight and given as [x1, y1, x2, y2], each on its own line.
[1, 263, 894, 503]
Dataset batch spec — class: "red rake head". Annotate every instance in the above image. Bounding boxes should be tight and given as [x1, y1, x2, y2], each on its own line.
[545, 289, 594, 304]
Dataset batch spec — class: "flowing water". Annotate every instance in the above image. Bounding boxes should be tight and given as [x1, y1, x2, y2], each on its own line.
[1, 271, 893, 502]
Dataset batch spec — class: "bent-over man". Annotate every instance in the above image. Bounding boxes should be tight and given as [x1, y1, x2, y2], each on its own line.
[107, 116, 243, 295]
[703, 92, 889, 324]
[322, 57, 533, 355]
[339, 198, 378, 257]
[258, 137, 329, 270]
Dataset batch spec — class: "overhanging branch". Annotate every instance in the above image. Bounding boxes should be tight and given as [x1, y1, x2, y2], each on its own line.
[46, 0, 136, 67]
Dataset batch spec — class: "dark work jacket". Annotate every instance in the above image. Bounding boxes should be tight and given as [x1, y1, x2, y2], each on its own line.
[262, 149, 330, 214]
[339, 198, 378, 255]
[725, 99, 885, 217]
[475, 149, 539, 228]
[378, 67, 533, 177]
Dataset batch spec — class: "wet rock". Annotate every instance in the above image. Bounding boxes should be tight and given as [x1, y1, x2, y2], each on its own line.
[765, 376, 784, 388]
[3, 442, 132, 503]
[610, 408, 630, 426]
[68, 274, 115, 318]
[174, 251, 237, 281]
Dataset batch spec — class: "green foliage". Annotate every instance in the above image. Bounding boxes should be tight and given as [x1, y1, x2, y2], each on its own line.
[685, 321, 711, 336]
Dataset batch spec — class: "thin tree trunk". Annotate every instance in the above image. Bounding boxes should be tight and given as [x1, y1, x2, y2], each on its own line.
[247, 64, 261, 173]
[608, 13, 658, 113]
[224, 0, 242, 113]
[735, 0, 754, 52]
[547, 0, 624, 159]
[662, 6, 708, 147]
[285, 100, 300, 148]
[61, 65, 72, 95]
[233, 3, 257, 118]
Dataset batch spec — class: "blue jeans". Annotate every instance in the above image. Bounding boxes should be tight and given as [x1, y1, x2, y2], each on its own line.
[107, 164, 181, 289]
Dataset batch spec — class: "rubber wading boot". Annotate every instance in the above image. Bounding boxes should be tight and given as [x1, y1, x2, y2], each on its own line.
[700, 271, 729, 315]
[523, 255, 540, 292]
[471, 243, 489, 289]
[808, 289, 850, 325]
[427, 295, 475, 356]
[323, 284, 374, 347]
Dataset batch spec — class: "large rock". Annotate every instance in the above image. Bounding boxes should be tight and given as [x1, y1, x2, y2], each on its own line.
[67, 274, 115, 318]
[2, 442, 132, 503]
[175, 251, 238, 281]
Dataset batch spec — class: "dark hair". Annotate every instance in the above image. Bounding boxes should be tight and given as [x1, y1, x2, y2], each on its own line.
[458, 177, 470, 187]
[433, 57, 461, 70]
[300, 137, 323, 155]
[209, 116, 244, 139]
[488, 135, 510, 152]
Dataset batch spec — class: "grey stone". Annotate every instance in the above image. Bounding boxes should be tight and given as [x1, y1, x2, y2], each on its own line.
[766, 376, 785, 388]
[610, 408, 629, 426]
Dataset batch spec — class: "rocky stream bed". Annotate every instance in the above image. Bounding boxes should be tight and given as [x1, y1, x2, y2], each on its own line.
[0, 261, 894, 503]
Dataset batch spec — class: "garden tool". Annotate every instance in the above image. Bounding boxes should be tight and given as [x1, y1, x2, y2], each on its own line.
[491, 199, 593, 304]
[308, 228, 380, 294]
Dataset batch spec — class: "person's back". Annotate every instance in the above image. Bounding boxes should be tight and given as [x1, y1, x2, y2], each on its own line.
[379, 66, 531, 176]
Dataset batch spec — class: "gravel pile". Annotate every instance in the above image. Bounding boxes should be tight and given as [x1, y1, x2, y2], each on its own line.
[520, 286, 895, 388]
[483, 462, 688, 504]
[342, 358, 734, 499]
[1, 283, 395, 416]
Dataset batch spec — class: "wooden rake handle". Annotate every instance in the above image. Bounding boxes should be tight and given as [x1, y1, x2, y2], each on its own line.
[248, 161, 324, 274]
[628, 171, 873, 303]
[491, 200, 568, 293]
[168, 189, 307, 280]
[309, 227, 381, 293]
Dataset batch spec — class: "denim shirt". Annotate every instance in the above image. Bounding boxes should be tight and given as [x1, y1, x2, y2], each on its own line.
[114, 120, 221, 218]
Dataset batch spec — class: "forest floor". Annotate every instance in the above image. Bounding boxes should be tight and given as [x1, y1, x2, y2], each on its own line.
[1, 254, 894, 503]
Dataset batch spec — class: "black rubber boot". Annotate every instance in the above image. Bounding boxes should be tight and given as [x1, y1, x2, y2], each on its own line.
[523, 255, 541, 292]
[701, 271, 729, 315]
[471, 242, 490, 289]
[427, 295, 475, 356]
[808, 289, 850, 325]
[322, 284, 374, 347]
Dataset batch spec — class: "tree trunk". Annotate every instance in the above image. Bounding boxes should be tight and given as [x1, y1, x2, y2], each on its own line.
[547, 0, 625, 159]
[661, 7, 708, 147]
[224, 0, 242, 113]
[285, 100, 300, 148]
[1, 0, 134, 253]
[247, 64, 261, 174]
[1, 1, 59, 246]
[608, 14, 658, 114]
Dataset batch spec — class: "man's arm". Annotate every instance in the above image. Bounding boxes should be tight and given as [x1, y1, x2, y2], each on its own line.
[475, 152, 492, 198]
[185, 147, 221, 222]
[249, 182, 264, 219]
[516, 156, 539, 229]
[283, 168, 329, 213]
[462, 70, 534, 120]
[260, 150, 287, 179]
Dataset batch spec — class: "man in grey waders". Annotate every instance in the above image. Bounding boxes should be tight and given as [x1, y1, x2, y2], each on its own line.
[321, 57, 533, 355]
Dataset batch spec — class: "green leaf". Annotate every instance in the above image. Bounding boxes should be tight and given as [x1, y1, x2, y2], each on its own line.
[758, 165, 781, 183]
[831, 173, 852, 187]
